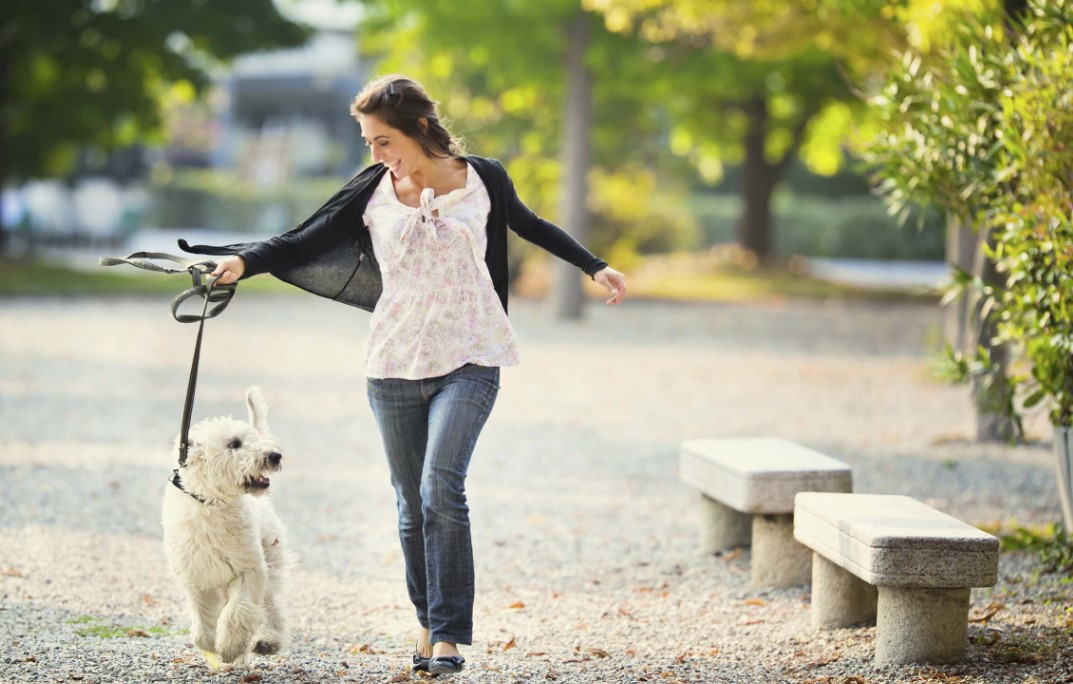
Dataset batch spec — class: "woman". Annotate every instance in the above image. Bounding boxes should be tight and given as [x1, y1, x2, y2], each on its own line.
[194, 74, 626, 675]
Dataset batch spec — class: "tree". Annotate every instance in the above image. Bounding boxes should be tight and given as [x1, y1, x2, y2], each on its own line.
[584, 0, 905, 264]
[0, 0, 311, 253]
[858, 0, 1042, 442]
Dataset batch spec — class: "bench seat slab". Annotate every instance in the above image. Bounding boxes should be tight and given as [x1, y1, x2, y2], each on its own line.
[680, 438, 852, 514]
[794, 493, 999, 588]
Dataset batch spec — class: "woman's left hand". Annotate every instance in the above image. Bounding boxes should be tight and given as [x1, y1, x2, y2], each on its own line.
[594, 267, 627, 306]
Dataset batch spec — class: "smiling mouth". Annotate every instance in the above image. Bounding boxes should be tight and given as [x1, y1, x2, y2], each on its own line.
[245, 475, 271, 490]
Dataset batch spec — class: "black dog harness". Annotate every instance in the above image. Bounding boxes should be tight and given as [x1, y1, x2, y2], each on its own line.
[99, 252, 237, 503]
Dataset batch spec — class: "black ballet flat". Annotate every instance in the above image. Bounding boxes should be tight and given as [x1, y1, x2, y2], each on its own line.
[429, 655, 465, 675]
[412, 647, 431, 673]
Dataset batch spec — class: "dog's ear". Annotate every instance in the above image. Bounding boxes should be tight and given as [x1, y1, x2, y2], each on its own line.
[246, 386, 270, 434]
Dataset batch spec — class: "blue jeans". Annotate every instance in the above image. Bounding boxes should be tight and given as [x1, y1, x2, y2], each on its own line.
[367, 363, 500, 646]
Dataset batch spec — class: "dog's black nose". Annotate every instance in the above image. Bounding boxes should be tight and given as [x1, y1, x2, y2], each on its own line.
[267, 452, 282, 465]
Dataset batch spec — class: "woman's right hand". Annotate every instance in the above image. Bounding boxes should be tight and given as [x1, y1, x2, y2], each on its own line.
[210, 255, 246, 286]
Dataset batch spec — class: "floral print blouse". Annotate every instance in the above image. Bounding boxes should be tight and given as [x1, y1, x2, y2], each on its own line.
[362, 162, 521, 380]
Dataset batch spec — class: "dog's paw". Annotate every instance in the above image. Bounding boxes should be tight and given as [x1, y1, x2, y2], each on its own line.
[253, 639, 280, 655]
[218, 644, 249, 665]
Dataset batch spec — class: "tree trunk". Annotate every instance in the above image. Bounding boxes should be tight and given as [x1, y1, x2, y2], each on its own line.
[943, 216, 978, 354]
[970, 225, 1019, 442]
[555, 14, 593, 321]
[737, 97, 778, 264]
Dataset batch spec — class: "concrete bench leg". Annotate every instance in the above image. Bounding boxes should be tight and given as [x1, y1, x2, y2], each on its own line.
[751, 514, 811, 587]
[698, 494, 751, 553]
[875, 587, 971, 665]
[810, 553, 877, 629]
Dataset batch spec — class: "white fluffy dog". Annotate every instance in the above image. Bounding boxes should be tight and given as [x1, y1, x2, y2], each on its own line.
[162, 386, 293, 667]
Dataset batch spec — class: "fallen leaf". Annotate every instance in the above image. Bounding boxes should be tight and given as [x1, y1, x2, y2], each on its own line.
[619, 607, 634, 617]
[241, 675, 263, 684]
[3, 568, 23, 578]
[587, 647, 611, 659]
[346, 643, 381, 654]
[723, 548, 744, 562]
[142, 595, 155, 606]
[806, 654, 841, 667]
[507, 601, 526, 610]
[126, 630, 151, 638]
[526, 651, 547, 657]
[969, 603, 1005, 623]
[744, 598, 767, 607]
[502, 636, 516, 652]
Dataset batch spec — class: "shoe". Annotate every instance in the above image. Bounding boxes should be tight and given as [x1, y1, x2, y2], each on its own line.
[429, 655, 465, 675]
[412, 645, 431, 673]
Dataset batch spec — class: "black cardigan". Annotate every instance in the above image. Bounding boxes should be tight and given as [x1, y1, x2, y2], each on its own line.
[179, 156, 607, 313]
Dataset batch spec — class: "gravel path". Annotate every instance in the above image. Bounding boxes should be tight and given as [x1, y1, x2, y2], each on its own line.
[1, 293, 1070, 684]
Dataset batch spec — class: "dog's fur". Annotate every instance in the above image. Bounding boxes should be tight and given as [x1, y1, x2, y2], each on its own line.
[162, 386, 293, 665]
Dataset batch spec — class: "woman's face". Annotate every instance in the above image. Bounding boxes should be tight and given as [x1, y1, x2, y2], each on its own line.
[358, 113, 426, 179]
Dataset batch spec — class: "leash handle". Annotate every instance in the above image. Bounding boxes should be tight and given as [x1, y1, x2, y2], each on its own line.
[100, 251, 237, 322]
[177, 274, 217, 467]
[171, 271, 236, 323]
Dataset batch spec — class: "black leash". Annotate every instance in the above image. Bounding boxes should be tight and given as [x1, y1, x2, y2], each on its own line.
[99, 251, 237, 467]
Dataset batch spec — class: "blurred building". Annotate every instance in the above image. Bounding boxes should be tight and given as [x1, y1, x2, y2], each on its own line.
[213, 29, 368, 182]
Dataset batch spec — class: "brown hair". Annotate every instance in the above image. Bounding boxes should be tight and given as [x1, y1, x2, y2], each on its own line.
[350, 74, 464, 159]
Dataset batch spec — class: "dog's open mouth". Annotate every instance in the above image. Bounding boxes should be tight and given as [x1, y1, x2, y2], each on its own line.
[245, 475, 271, 490]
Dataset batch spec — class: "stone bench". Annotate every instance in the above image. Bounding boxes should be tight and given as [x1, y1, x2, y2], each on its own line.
[678, 437, 852, 587]
[793, 493, 1000, 665]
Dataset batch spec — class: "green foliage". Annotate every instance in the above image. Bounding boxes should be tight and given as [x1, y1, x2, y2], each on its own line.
[586, 0, 908, 183]
[864, 0, 1073, 428]
[2, 0, 311, 181]
[989, 5, 1073, 426]
[860, 4, 1011, 225]
[1000, 523, 1073, 577]
[587, 165, 699, 256]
